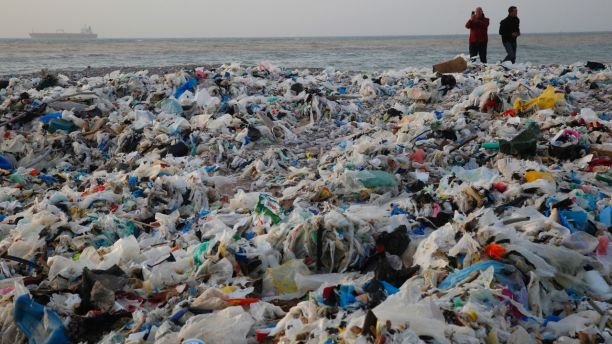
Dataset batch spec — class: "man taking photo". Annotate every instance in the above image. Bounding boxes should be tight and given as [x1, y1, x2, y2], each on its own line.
[465, 7, 490, 63]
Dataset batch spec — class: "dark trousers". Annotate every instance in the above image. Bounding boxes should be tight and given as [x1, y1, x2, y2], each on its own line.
[503, 41, 517, 64]
[469, 42, 487, 63]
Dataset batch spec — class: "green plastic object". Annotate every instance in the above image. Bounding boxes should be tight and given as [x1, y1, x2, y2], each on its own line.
[481, 142, 500, 150]
[193, 241, 210, 267]
[9, 173, 27, 184]
[595, 172, 612, 185]
[355, 170, 398, 188]
[499, 122, 540, 156]
[254, 193, 282, 225]
[48, 119, 78, 133]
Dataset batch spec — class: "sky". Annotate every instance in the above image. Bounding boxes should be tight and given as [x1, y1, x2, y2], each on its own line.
[1, 0, 611, 38]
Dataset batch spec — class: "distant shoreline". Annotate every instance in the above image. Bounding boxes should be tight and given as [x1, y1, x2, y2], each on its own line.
[1, 30, 611, 40]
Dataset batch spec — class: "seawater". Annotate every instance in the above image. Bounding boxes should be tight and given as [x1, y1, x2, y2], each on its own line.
[1, 32, 611, 74]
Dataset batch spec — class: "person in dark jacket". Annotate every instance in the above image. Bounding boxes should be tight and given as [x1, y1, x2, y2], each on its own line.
[499, 6, 520, 63]
[465, 7, 490, 63]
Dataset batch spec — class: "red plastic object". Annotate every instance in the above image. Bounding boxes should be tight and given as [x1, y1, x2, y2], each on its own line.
[432, 203, 441, 218]
[484, 243, 507, 260]
[3, 131, 10, 139]
[481, 98, 501, 113]
[94, 185, 106, 192]
[29, 169, 40, 176]
[585, 157, 611, 172]
[411, 149, 426, 164]
[502, 109, 517, 117]
[322, 286, 334, 300]
[493, 182, 507, 193]
[256, 331, 268, 342]
[225, 298, 259, 306]
[196, 70, 207, 79]
[597, 236, 609, 256]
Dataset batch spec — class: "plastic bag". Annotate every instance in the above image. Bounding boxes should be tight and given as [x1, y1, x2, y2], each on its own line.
[253, 193, 282, 227]
[265, 259, 310, 296]
[14, 294, 70, 344]
[438, 261, 507, 289]
[178, 306, 254, 344]
[499, 122, 540, 156]
[344, 170, 397, 189]
[513, 86, 564, 112]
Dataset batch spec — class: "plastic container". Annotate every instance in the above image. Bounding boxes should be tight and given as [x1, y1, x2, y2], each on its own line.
[481, 142, 500, 150]
[39, 112, 62, 124]
[48, 118, 78, 133]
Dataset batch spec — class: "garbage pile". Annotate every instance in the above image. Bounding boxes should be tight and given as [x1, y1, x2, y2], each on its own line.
[0, 59, 611, 344]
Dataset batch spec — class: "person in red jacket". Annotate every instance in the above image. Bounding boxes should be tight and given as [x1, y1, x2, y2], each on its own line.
[465, 7, 490, 63]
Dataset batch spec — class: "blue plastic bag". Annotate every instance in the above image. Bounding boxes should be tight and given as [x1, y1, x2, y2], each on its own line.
[160, 98, 183, 115]
[0, 155, 16, 171]
[599, 206, 611, 227]
[338, 285, 358, 308]
[14, 294, 69, 344]
[558, 210, 588, 233]
[439, 260, 506, 290]
[174, 78, 197, 99]
[39, 112, 62, 124]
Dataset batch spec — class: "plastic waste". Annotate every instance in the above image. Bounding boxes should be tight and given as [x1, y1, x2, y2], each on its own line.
[499, 122, 540, 156]
[14, 294, 70, 344]
[0, 154, 17, 171]
[439, 261, 507, 289]
[178, 306, 254, 344]
[48, 118, 78, 133]
[514, 85, 564, 112]
[0, 61, 610, 344]
[174, 78, 198, 99]
[345, 170, 397, 189]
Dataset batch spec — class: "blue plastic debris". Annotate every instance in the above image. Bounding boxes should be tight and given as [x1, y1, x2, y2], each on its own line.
[0, 155, 16, 171]
[439, 261, 507, 290]
[174, 78, 197, 99]
[39, 112, 62, 124]
[14, 294, 69, 344]
[338, 285, 358, 308]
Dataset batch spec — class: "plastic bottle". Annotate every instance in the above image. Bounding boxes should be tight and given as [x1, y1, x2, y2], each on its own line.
[481, 142, 500, 150]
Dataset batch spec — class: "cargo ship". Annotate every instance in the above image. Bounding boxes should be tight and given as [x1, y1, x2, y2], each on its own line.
[29, 25, 98, 40]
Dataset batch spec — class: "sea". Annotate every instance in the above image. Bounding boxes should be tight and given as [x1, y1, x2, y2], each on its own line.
[1, 32, 611, 75]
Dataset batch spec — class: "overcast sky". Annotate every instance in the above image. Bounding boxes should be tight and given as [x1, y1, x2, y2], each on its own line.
[2, 0, 611, 38]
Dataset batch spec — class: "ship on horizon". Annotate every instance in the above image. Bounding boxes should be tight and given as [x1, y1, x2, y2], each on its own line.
[29, 25, 98, 40]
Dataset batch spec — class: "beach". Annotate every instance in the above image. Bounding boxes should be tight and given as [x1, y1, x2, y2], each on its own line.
[0, 59, 611, 343]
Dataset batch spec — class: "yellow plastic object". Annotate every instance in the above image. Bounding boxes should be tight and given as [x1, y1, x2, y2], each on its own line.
[524, 171, 555, 183]
[267, 259, 310, 294]
[513, 86, 564, 112]
[467, 310, 478, 321]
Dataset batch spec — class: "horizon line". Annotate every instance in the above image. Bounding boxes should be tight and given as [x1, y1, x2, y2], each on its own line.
[2, 30, 612, 40]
